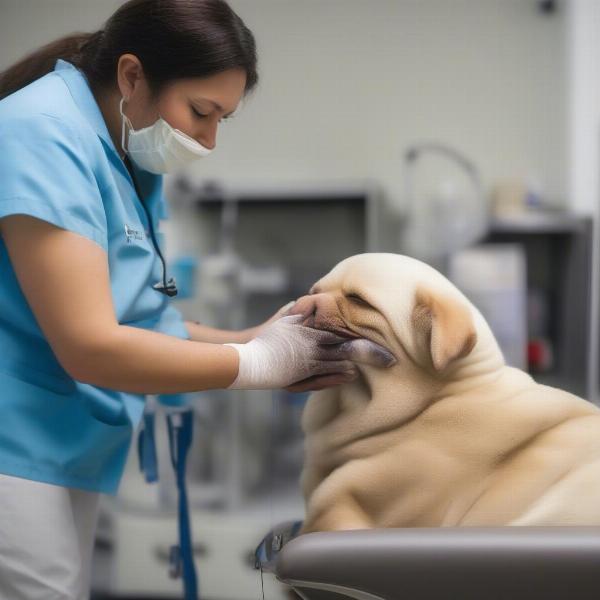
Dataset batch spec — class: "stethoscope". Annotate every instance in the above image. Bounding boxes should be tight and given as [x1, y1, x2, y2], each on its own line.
[124, 154, 178, 297]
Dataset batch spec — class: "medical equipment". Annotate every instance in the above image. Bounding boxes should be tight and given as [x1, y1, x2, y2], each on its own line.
[256, 523, 600, 599]
[254, 519, 303, 574]
[448, 244, 528, 370]
[126, 155, 178, 296]
[401, 141, 488, 271]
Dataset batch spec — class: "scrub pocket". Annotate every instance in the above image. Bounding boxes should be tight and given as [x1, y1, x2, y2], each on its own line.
[76, 383, 133, 426]
[0, 370, 133, 494]
[0, 359, 131, 425]
[0, 357, 76, 395]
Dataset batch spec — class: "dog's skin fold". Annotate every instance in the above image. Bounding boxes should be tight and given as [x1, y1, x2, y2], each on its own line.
[289, 253, 600, 533]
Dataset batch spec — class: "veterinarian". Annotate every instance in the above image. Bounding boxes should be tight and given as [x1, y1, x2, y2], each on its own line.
[0, 1, 393, 598]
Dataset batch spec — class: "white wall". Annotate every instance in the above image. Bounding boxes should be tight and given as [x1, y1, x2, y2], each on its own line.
[565, 0, 600, 402]
[0, 0, 568, 210]
[216, 0, 568, 210]
[0, 0, 118, 56]
[566, 0, 600, 215]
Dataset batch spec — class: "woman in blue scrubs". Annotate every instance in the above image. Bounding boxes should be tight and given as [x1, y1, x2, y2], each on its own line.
[0, 1, 392, 598]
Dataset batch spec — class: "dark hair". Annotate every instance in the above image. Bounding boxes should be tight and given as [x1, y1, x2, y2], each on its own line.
[0, 0, 258, 101]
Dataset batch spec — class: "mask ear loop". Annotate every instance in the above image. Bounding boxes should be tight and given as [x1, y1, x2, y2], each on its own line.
[119, 97, 132, 155]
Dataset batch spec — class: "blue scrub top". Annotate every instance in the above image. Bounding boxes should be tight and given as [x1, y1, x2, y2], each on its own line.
[0, 59, 191, 494]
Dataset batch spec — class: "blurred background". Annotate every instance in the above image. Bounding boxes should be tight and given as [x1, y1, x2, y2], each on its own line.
[1, 0, 599, 598]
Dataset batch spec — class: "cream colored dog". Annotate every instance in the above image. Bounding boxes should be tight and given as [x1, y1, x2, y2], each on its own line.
[292, 253, 600, 533]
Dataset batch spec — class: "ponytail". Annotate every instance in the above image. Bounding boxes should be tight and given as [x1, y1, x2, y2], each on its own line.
[0, 32, 104, 101]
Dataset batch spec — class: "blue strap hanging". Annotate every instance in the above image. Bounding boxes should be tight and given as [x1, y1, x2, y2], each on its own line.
[166, 408, 199, 600]
[138, 410, 159, 484]
[138, 403, 199, 599]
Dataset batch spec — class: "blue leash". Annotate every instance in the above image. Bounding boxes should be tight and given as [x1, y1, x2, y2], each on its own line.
[139, 405, 199, 599]
[167, 409, 198, 599]
[137, 411, 159, 483]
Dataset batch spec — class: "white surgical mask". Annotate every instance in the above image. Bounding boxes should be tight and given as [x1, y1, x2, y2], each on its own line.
[119, 97, 212, 174]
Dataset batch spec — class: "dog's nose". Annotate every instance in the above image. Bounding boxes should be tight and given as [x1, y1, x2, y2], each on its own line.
[302, 293, 346, 332]
[287, 294, 318, 326]
[290, 293, 339, 329]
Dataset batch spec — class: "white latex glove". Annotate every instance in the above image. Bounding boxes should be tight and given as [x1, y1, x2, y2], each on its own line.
[225, 314, 396, 390]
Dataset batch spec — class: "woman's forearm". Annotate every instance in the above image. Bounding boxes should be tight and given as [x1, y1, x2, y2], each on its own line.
[71, 325, 240, 394]
[184, 320, 255, 344]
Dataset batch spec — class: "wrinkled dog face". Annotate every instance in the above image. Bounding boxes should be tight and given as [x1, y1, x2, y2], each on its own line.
[291, 253, 480, 377]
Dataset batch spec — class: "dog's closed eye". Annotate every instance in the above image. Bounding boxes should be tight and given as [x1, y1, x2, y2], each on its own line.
[345, 292, 373, 308]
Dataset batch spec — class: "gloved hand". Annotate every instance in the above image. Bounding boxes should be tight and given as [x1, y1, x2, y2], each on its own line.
[225, 314, 396, 390]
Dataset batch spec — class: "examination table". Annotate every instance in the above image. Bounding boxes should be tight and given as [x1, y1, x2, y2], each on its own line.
[255, 522, 600, 599]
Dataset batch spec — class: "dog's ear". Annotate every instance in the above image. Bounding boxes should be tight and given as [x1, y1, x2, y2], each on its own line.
[411, 286, 477, 371]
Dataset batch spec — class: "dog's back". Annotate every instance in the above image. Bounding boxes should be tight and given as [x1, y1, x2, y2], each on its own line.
[300, 345, 600, 531]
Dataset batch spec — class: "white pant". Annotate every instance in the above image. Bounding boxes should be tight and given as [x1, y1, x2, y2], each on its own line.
[0, 474, 100, 600]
